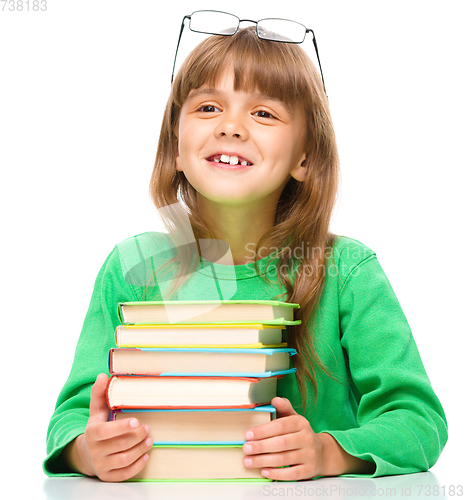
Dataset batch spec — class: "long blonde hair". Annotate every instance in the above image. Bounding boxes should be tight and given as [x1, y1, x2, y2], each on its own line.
[149, 27, 340, 405]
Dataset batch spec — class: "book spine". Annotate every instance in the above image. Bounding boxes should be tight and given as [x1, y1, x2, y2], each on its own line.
[109, 403, 267, 410]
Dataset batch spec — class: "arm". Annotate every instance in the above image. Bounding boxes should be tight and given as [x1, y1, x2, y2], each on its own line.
[318, 432, 375, 476]
[326, 255, 448, 476]
[43, 245, 151, 478]
[243, 251, 447, 479]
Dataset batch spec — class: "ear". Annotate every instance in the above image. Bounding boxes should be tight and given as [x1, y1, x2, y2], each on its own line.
[174, 140, 183, 172]
[289, 153, 307, 182]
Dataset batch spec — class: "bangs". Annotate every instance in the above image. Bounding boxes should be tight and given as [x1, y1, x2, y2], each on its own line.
[173, 27, 318, 109]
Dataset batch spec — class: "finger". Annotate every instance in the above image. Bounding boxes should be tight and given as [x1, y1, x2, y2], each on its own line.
[89, 373, 110, 422]
[271, 397, 298, 418]
[98, 451, 150, 483]
[261, 464, 316, 481]
[107, 434, 153, 472]
[93, 424, 151, 458]
[244, 449, 302, 469]
[243, 430, 305, 455]
[245, 415, 305, 441]
[87, 417, 149, 443]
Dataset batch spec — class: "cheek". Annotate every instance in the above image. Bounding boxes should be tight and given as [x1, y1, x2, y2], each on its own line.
[283, 128, 306, 164]
[177, 122, 201, 158]
[266, 132, 297, 164]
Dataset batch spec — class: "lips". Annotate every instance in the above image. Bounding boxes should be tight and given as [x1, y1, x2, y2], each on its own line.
[206, 153, 253, 166]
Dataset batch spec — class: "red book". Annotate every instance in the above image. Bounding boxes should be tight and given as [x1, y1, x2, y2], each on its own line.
[106, 375, 279, 410]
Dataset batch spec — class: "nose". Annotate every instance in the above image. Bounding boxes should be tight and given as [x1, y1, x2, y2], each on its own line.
[214, 111, 249, 140]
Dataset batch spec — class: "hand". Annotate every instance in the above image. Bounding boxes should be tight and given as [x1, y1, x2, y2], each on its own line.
[243, 397, 375, 480]
[62, 373, 153, 482]
[242, 397, 325, 480]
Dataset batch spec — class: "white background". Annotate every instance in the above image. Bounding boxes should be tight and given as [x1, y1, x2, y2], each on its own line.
[1, 0, 464, 496]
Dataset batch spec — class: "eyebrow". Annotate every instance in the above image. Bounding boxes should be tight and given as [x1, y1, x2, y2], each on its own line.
[186, 88, 293, 115]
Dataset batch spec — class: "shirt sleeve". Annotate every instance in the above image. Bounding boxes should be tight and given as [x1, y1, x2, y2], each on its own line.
[322, 254, 448, 477]
[43, 246, 139, 476]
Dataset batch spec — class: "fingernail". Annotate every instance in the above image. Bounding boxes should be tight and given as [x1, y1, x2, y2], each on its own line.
[245, 430, 254, 440]
[144, 425, 150, 434]
[244, 458, 252, 467]
[262, 469, 270, 477]
[129, 418, 139, 428]
[145, 437, 153, 447]
[143, 453, 149, 461]
[243, 443, 252, 454]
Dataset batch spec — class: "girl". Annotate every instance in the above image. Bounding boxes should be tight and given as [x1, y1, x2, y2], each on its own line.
[43, 22, 447, 482]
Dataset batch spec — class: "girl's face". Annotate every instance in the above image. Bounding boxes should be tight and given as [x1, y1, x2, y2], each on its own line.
[175, 66, 308, 209]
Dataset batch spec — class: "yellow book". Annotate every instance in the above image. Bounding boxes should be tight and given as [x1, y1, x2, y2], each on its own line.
[115, 323, 287, 348]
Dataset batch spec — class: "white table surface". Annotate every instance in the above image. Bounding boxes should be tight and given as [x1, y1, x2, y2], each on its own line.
[41, 472, 455, 500]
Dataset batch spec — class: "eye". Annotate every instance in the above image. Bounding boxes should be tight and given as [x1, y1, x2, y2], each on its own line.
[253, 110, 276, 119]
[198, 104, 221, 113]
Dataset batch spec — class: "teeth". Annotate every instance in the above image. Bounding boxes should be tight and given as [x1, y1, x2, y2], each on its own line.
[213, 154, 250, 166]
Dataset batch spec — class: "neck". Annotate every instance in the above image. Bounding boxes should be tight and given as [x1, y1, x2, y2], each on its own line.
[196, 195, 278, 266]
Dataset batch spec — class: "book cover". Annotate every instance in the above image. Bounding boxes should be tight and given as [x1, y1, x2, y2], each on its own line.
[106, 375, 281, 410]
[117, 299, 301, 325]
[108, 347, 297, 377]
[110, 405, 277, 444]
[115, 323, 287, 348]
[128, 445, 273, 481]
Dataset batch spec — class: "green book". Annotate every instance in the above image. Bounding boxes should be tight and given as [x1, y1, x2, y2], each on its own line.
[127, 445, 272, 482]
[118, 299, 301, 326]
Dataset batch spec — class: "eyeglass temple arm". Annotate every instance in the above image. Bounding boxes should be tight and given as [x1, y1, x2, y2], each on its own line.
[171, 15, 191, 85]
[308, 29, 327, 97]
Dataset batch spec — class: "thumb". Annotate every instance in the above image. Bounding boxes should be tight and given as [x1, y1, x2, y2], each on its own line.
[272, 397, 298, 418]
[89, 373, 110, 422]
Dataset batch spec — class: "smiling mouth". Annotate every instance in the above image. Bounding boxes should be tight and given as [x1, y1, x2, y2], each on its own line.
[206, 154, 253, 166]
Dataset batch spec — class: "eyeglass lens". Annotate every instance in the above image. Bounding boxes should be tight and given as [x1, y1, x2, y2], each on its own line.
[257, 19, 307, 43]
[189, 11, 239, 36]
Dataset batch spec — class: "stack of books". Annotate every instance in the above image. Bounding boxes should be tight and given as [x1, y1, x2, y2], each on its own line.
[105, 299, 300, 481]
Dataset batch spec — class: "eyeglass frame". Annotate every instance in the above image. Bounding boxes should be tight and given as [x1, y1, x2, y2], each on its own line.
[171, 10, 327, 96]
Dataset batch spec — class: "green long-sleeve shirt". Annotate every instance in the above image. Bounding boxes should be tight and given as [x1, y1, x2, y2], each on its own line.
[43, 232, 447, 477]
